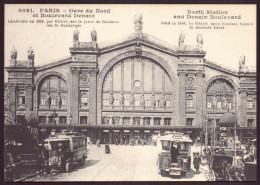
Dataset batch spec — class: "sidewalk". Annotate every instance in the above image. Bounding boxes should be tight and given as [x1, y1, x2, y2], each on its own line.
[14, 166, 39, 182]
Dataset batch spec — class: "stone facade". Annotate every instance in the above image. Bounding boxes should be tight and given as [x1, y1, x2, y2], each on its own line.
[4, 31, 256, 144]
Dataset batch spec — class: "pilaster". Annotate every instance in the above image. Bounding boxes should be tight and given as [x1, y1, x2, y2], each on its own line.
[178, 70, 186, 126]
[195, 71, 204, 126]
[239, 89, 247, 127]
[89, 69, 98, 124]
[70, 67, 79, 124]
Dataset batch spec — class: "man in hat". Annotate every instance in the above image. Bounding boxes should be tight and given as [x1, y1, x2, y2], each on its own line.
[193, 152, 200, 174]
[171, 143, 179, 163]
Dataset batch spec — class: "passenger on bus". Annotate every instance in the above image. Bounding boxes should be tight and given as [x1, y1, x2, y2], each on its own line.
[171, 143, 179, 163]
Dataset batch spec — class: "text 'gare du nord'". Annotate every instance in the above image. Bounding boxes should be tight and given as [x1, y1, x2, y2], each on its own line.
[4, 14, 256, 146]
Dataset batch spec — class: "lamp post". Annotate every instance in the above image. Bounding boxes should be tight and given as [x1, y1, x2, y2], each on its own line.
[205, 115, 208, 150]
[51, 109, 58, 132]
[69, 114, 72, 132]
[212, 94, 217, 148]
[234, 112, 237, 165]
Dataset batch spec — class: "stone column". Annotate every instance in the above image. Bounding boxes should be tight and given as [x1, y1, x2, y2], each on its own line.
[150, 117, 154, 126]
[140, 117, 144, 125]
[46, 116, 49, 124]
[178, 71, 186, 126]
[239, 89, 247, 127]
[109, 116, 113, 125]
[119, 117, 123, 125]
[109, 130, 113, 144]
[70, 67, 79, 125]
[25, 84, 34, 111]
[89, 69, 98, 124]
[130, 117, 133, 125]
[160, 117, 164, 126]
[196, 72, 204, 126]
[7, 84, 17, 123]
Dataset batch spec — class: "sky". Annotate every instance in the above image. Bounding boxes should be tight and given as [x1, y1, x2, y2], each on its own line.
[4, 4, 256, 81]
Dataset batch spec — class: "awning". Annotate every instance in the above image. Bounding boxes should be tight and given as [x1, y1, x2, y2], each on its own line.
[134, 130, 140, 133]
[124, 130, 129, 133]
[103, 130, 109, 132]
[154, 130, 160, 133]
[113, 130, 119, 132]
[252, 138, 256, 142]
[144, 130, 150, 133]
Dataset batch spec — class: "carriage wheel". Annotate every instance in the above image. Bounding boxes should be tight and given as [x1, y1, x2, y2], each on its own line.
[66, 162, 71, 173]
[207, 170, 215, 181]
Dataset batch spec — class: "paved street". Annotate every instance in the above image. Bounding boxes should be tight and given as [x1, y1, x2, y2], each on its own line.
[26, 145, 207, 181]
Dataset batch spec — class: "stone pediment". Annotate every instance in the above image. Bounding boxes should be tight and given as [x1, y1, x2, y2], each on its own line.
[70, 32, 206, 57]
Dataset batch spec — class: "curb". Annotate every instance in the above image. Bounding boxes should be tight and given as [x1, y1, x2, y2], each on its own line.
[14, 171, 40, 182]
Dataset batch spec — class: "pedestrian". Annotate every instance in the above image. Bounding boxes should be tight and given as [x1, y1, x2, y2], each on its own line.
[193, 152, 200, 174]
[96, 139, 100, 147]
[105, 144, 111, 154]
[42, 149, 50, 174]
[37, 153, 45, 176]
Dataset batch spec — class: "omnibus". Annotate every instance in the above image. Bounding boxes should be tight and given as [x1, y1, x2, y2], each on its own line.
[44, 132, 87, 173]
[156, 132, 192, 177]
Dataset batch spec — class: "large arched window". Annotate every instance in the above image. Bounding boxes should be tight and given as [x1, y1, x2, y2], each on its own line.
[206, 79, 235, 109]
[102, 57, 173, 109]
[38, 75, 68, 108]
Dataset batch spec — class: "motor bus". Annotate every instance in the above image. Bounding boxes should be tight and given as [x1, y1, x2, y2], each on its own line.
[44, 132, 87, 173]
[156, 132, 192, 177]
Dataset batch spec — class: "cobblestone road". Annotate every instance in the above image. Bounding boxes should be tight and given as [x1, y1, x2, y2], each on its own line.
[26, 145, 207, 181]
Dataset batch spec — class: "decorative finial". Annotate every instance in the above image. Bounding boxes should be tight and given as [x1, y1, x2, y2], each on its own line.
[73, 28, 80, 47]
[10, 46, 17, 60]
[197, 33, 203, 51]
[239, 55, 247, 72]
[91, 27, 97, 42]
[27, 46, 34, 60]
[178, 31, 185, 49]
[134, 12, 143, 33]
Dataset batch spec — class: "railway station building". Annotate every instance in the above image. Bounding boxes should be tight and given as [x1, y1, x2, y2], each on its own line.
[4, 18, 256, 145]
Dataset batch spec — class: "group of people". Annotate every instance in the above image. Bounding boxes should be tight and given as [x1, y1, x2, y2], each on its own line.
[170, 143, 201, 175]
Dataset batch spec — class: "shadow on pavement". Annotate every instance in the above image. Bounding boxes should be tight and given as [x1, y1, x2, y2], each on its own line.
[72, 159, 100, 172]
[83, 160, 100, 168]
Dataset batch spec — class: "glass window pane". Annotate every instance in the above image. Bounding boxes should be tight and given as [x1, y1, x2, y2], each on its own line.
[50, 76, 59, 90]
[124, 59, 132, 91]
[134, 58, 142, 82]
[113, 63, 121, 91]
[154, 65, 162, 91]
[144, 60, 152, 91]
[103, 72, 111, 91]
[165, 74, 172, 92]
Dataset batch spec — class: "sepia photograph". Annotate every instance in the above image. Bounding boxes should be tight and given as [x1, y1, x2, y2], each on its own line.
[4, 4, 257, 182]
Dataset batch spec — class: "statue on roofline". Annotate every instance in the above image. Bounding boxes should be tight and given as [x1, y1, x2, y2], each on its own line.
[134, 12, 143, 33]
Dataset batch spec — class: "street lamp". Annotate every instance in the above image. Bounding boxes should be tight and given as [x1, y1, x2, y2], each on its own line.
[69, 114, 72, 132]
[51, 109, 58, 132]
[212, 93, 217, 148]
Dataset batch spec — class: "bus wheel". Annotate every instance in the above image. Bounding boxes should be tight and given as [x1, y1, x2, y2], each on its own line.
[157, 160, 161, 174]
[66, 162, 71, 173]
